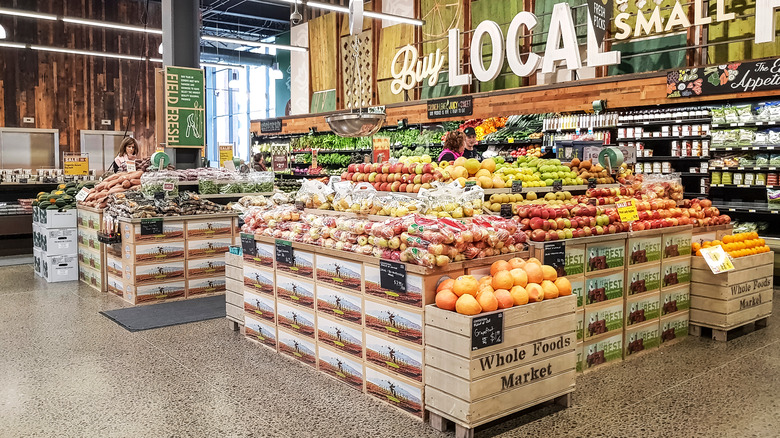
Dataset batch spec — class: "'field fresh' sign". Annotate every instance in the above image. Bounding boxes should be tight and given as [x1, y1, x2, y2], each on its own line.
[165, 66, 205, 147]
[391, 0, 780, 94]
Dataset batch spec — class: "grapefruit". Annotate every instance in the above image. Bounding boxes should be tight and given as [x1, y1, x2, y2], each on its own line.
[435, 290, 458, 310]
[453, 275, 479, 297]
[456, 294, 482, 315]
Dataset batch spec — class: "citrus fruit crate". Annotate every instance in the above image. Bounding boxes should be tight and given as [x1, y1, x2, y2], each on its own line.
[424, 295, 576, 436]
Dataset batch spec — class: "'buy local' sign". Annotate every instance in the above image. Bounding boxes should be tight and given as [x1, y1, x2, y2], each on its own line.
[391, 0, 780, 94]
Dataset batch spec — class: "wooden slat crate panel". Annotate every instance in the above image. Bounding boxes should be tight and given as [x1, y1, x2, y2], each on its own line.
[226, 303, 244, 322]
[226, 278, 243, 294]
[226, 290, 244, 307]
[690, 289, 774, 315]
[690, 302, 774, 328]
[690, 274, 774, 301]
[691, 264, 773, 287]
[691, 251, 773, 271]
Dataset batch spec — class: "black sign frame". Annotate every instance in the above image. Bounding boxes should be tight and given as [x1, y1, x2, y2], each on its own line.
[260, 118, 283, 133]
[380, 260, 407, 293]
[427, 95, 474, 119]
[668, 59, 780, 98]
[472, 312, 504, 351]
[275, 239, 294, 265]
[140, 218, 163, 236]
[241, 233, 257, 256]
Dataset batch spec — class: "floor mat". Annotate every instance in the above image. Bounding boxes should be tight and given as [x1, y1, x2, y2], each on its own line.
[100, 295, 226, 332]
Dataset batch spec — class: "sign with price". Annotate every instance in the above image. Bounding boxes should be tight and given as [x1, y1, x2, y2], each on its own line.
[511, 180, 523, 193]
[552, 180, 563, 192]
[616, 200, 639, 223]
[140, 218, 163, 236]
[219, 144, 234, 167]
[379, 260, 407, 293]
[472, 312, 504, 350]
[63, 155, 89, 176]
[500, 203, 513, 218]
[241, 233, 257, 256]
[699, 246, 735, 274]
[275, 239, 294, 265]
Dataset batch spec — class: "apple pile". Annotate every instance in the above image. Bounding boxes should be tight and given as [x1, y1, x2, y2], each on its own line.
[483, 191, 575, 213]
[514, 203, 628, 242]
[341, 161, 439, 194]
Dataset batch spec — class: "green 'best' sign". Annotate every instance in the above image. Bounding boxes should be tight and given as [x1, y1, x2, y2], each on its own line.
[165, 66, 205, 147]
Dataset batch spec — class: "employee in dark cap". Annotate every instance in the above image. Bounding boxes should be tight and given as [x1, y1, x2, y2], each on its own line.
[462, 127, 481, 160]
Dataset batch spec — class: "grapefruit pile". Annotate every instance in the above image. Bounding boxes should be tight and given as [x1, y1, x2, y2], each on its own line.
[693, 232, 770, 258]
[435, 258, 572, 315]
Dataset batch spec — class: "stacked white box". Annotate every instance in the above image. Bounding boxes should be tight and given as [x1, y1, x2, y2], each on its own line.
[34, 206, 78, 283]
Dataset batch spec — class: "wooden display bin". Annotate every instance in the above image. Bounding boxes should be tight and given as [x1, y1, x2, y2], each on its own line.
[187, 258, 226, 279]
[120, 220, 185, 243]
[366, 363, 425, 419]
[187, 276, 226, 298]
[424, 295, 576, 435]
[242, 241, 275, 269]
[315, 254, 364, 293]
[277, 301, 317, 339]
[316, 313, 364, 359]
[365, 330, 424, 383]
[625, 290, 660, 326]
[77, 205, 105, 292]
[276, 273, 316, 309]
[185, 218, 234, 239]
[277, 327, 318, 368]
[689, 252, 774, 341]
[242, 265, 275, 296]
[316, 284, 364, 327]
[584, 268, 624, 305]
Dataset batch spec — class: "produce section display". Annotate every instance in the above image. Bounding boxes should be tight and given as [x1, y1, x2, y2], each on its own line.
[32, 181, 92, 210]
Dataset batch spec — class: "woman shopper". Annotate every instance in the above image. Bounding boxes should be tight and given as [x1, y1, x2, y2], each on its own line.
[111, 137, 139, 172]
[438, 131, 466, 162]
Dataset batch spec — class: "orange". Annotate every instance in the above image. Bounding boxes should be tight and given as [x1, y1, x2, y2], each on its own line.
[509, 268, 528, 287]
[479, 276, 493, 286]
[722, 235, 733, 244]
[491, 260, 510, 276]
[526, 283, 544, 302]
[554, 277, 572, 296]
[437, 278, 455, 294]
[526, 257, 542, 266]
[541, 265, 558, 282]
[510, 286, 529, 305]
[494, 289, 514, 309]
[750, 231, 759, 240]
[522, 263, 544, 284]
[478, 284, 495, 294]
[541, 280, 559, 300]
[453, 275, 479, 297]
[455, 294, 482, 315]
[476, 290, 499, 312]
[507, 257, 526, 270]
[435, 290, 458, 311]
[492, 270, 515, 291]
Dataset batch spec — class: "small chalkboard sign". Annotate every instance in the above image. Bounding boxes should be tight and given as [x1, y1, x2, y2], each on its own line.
[553, 180, 563, 192]
[154, 192, 165, 200]
[275, 239, 293, 265]
[241, 233, 256, 256]
[18, 178, 27, 184]
[588, 178, 597, 189]
[140, 218, 163, 236]
[543, 241, 566, 275]
[588, 198, 598, 206]
[294, 201, 305, 211]
[511, 180, 523, 193]
[472, 312, 504, 351]
[380, 260, 407, 293]
[500, 203, 513, 218]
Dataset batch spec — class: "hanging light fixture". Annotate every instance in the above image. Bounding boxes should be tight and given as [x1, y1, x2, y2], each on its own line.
[269, 62, 283, 80]
[0, 24, 6, 40]
[228, 70, 240, 89]
[158, 42, 163, 54]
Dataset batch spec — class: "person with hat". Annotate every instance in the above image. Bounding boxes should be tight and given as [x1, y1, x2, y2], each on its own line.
[462, 127, 481, 160]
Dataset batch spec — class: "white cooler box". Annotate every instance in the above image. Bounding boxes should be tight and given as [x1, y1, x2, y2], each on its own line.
[41, 254, 78, 283]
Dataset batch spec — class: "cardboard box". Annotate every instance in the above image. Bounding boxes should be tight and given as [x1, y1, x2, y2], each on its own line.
[316, 314, 364, 359]
[122, 281, 187, 305]
[123, 241, 186, 264]
[661, 258, 691, 289]
[242, 265, 275, 296]
[106, 274, 124, 297]
[105, 255, 124, 279]
[661, 284, 690, 316]
[276, 248, 314, 278]
[243, 289, 276, 323]
[33, 248, 42, 276]
[187, 259, 226, 279]
[186, 218, 233, 239]
[570, 275, 585, 308]
[624, 320, 661, 357]
[77, 208, 101, 231]
[584, 300, 623, 340]
[364, 297, 423, 346]
[583, 332, 623, 370]
[365, 365, 424, 418]
[316, 284, 363, 327]
[78, 247, 102, 271]
[244, 314, 277, 351]
[277, 301, 316, 339]
[584, 270, 624, 305]
[186, 237, 231, 260]
[317, 344, 364, 392]
[120, 220, 184, 243]
[41, 254, 78, 282]
[32, 223, 41, 249]
[106, 242, 122, 259]
[663, 231, 692, 259]
[77, 228, 101, 251]
[626, 291, 661, 326]
[576, 309, 584, 342]
[39, 227, 77, 256]
[661, 311, 690, 344]
[364, 265, 428, 308]
[365, 331, 423, 383]
[626, 263, 661, 295]
[187, 276, 226, 297]
[78, 264, 102, 290]
[576, 342, 584, 373]
[627, 234, 662, 266]
[277, 328, 317, 368]
[243, 241, 275, 269]
[315, 255, 363, 292]
[586, 240, 626, 273]
[276, 273, 315, 309]
[37, 207, 77, 229]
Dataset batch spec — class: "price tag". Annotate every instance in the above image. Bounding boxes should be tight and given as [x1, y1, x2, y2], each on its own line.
[379, 260, 407, 293]
[472, 312, 503, 351]
[500, 203, 513, 218]
[140, 218, 163, 236]
[465, 180, 477, 188]
[18, 178, 28, 184]
[241, 233, 257, 256]
[511, 180, 523, 193]
[162, 182, 175, 192]
[543, 241, 566, 275]
[588, 178, 597, 189]
[126, 161, 136, 172]
[553, 180, 563, 192]
[75, 187, 90, 202]
[616, 200, 639, 223]
[699, 246, 735, 274]
[294, 201, 305, 211]
[275, 239, 294, 265]
[508, 138, 514, 143]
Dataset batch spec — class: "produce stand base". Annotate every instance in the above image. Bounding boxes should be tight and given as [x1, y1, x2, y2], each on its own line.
[228, 319, 240, 331]
[426, 392, 572, 438]
[689, 317, 770, 342]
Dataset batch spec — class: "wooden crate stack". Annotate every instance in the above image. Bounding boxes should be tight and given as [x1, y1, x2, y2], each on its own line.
[225, 250, 244, 331]
[104, 214, 236, 305]
[241, 236, 524, 420]
[76, 206, 105, 291]
[425, 295, 577, 438]
[689, 251, 774, 341]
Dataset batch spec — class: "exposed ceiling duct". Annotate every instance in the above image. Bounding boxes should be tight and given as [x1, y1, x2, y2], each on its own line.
[200, 46, 274, 67]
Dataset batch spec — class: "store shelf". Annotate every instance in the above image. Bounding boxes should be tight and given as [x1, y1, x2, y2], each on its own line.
[712, 201, 780, 214]
[636, 156, 708, 161]
[710, 184, 774, 189]
[711, 145, 779, 151]
[709, 165, 780, 171]
[680, 173, 708, 177]
[712, 121, 780, 128]
[198, 192, 275, 199]
[291, 149, 371, 155]
[616, 135, 710, 142]
[482, 183, 618, 195]
[617, 118, 711, 127]
[543, 126, 615, 132]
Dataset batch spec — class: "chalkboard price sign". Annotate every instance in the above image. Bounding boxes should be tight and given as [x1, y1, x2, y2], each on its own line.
[275, 239, 293, 265]
[553, 180, 563, 192]
[140, 218, 163, 236]
[241, 233, 257, 256]
[543, 241, 566, 277]
[500, 203, 513, 219]
[380, 260, 407, 293]
[511, 180, 523, 193]
[472, 312, 504, 351]
[588, 178, 597, 189]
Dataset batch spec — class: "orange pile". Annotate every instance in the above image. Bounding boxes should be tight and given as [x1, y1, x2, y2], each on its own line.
[435, 257, 572, 315]
[693, 232, 771, 258]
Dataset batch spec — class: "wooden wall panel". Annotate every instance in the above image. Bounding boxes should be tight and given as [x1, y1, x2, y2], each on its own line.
[308, 13, 339, 94]
[377, 24, 415, 105]
[0, 0, 161, 159]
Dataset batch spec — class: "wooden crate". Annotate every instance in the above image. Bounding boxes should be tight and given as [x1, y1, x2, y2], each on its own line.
[583, 268, 625, 305]
[660, 311, 690, 346]
[625, 290, 660, 326]
[585, 235, 627, 275]
[424, 295, 576, 432]
[242, 241, 275, 269]
[689, 252, 774, 337]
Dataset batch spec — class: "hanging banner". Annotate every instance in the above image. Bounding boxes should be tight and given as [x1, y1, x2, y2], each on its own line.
[372, 136, 391, 163]
[587, 0, 612, 46]
[668, 59, 780, 98]
[165, 66, 206, 147]
[63, 155, 89, 176]
[219, 145, 234, 167]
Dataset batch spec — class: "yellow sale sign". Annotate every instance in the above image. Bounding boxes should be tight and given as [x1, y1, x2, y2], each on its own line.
[616, 200, 639, 223]
[219, 144, 234, 167]
[699, 246, 735, 274]
[63, 156, 89, 176]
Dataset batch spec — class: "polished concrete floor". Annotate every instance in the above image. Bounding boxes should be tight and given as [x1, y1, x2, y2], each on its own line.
[1, 263, 778, 437]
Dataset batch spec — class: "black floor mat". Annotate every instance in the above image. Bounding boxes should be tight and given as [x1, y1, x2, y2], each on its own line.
[100, 295, 226, 332]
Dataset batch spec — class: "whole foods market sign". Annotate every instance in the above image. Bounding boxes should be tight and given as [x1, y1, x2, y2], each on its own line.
[391, 0, 780, 94]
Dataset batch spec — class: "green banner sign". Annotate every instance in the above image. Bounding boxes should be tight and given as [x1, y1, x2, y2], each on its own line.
[165, 66, 205, 147]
